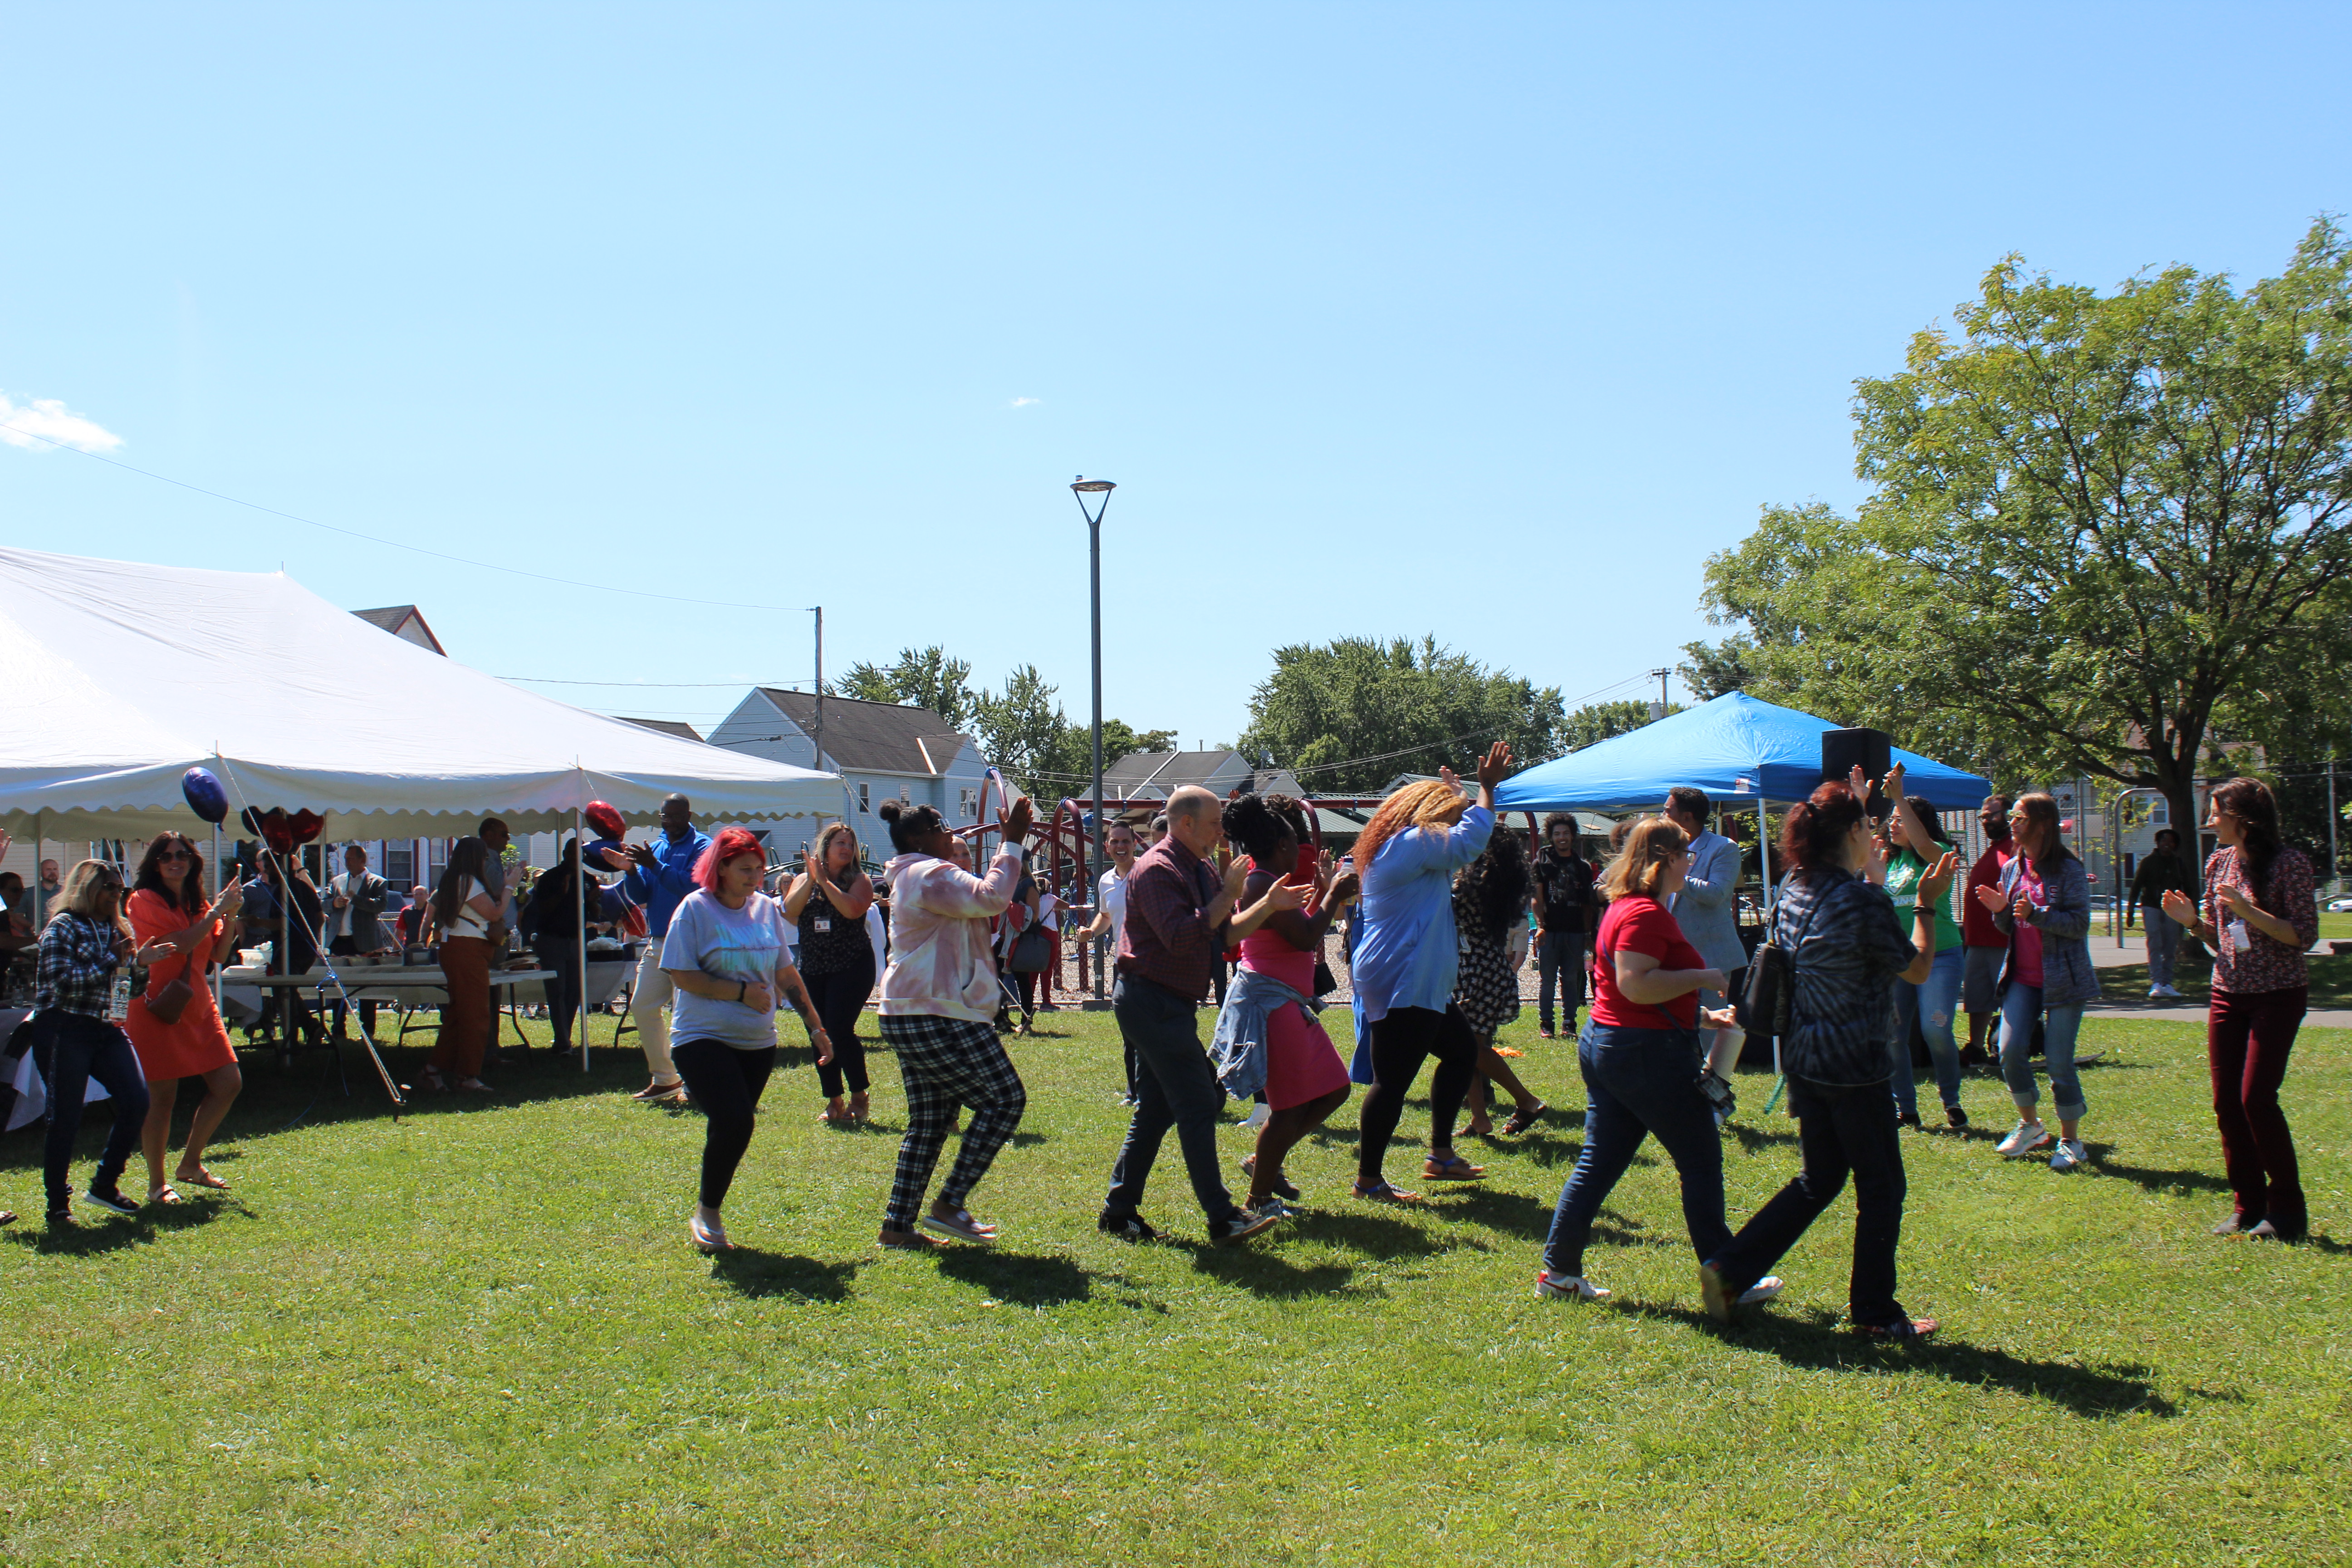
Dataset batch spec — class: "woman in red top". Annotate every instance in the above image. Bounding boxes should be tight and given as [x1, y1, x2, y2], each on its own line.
[1535, 817, 1776, 1306]
[124, 832, 246, 1203]
[2161, 778, 2318, 1241]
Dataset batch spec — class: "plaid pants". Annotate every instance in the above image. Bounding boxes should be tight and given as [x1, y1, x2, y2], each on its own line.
[879, 1013, 1028, 1231]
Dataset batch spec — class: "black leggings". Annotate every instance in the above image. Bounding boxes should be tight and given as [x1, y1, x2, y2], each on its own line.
[37, 1010, 152, 1209]
[1356, 1003, 1479, 1181]
[803, 960, 872, 1099]
[670, 1039, 777, 1210]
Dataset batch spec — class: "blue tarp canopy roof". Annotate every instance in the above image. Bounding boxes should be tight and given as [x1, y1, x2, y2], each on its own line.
[1495, 692, 1991, 813]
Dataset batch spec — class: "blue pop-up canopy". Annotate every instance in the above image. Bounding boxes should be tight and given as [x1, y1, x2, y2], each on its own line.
[1496, 691, 1991, 813]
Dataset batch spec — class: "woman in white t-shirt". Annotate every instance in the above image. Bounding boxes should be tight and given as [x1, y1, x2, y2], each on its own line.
[660, 826, 832, 1253]
[422, 837, 501, 1093]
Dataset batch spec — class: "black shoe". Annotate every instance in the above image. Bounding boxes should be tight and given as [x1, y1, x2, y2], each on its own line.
[1209, 1208, 1281, 1245]
[1943, 1104, 1969, 1130]
[45, 1204, 72, 1226]
[1895, 1111, 1922, 1131]
[84, 1188, 141, 1217]
[1097, 1212, 1157, 1243]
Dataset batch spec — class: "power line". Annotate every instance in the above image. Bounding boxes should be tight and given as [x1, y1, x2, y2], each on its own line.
[2, 421, 819, 613]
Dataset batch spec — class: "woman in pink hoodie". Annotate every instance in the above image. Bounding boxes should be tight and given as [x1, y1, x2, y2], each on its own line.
[874, 794, 1036, 1249]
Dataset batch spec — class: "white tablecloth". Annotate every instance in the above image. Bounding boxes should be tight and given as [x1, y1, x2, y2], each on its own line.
[3, 1006, 112, 1133]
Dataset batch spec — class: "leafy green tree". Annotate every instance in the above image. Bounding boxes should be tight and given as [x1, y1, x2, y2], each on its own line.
[1689, 220, 2352, 844]
[1562, 699, 1679, 752]
[834, 647, 974, 729]
[1236, 636, 1565, 794]
[973, 664, 1068, 796]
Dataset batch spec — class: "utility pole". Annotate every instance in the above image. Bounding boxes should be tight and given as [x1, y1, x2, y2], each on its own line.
[1648, 668, 1670, 721]
[811, 606, 823, 774]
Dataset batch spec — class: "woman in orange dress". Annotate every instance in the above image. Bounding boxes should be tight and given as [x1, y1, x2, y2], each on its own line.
[125, 832, 246, 1203]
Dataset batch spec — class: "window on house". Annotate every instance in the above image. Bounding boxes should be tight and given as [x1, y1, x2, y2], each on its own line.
[960, 787, 977, 819]
[900, 784, 910, 802]
[385, 843, 414, 885]
[2152, 803, 2168, 825]
[858, 782, 871, 813]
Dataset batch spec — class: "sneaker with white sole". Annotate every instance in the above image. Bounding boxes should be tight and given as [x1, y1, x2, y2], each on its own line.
[2146, 985, 2166, 1000]
[1997, 1120, 2052, 1158]
[2048, 1138, 2089, 1172]
[1736, 1275, 1785, 1307]
[1239, 1103, 1271, 1133]
[1535, 1270, 1611, 1302]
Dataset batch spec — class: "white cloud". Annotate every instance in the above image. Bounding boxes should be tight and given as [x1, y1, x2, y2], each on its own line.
[0, 393, 124, 454]
[1009, 396, 1041, 409]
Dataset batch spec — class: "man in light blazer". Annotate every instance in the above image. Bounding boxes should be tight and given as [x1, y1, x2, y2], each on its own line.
[326, 845, 394, 1039]
[1663, 787, 1748, 1077]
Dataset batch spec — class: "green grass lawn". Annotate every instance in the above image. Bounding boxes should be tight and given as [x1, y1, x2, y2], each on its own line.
[4, 1003, 2348, 1566]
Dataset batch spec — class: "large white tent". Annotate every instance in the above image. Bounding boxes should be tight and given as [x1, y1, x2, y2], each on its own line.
[0, 548, 838, 839]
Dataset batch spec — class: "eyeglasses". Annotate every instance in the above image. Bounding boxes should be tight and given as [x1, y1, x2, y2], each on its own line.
[159, 850, 192, 862]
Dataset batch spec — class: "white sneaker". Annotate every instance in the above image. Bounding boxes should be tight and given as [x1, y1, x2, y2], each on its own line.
[2146, 985, 2166, 1000]
[1535, 1270, 1611, 1302]
[1997, 1120, 2052, 1158]
[2049, 1138, 2089, 1173]
[2160, 984, 2185, 999]
[1240, 1103, 1271, 1133]
[1736, 1275, 1785, 1306]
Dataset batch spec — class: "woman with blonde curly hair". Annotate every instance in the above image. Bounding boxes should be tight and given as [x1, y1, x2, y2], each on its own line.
[1347, 742, 1514, 1202]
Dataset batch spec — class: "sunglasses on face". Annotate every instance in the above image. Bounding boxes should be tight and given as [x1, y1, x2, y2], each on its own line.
[159, 850, 192, 862]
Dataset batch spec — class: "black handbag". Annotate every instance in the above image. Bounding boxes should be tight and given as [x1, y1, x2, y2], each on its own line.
[1007, 923, 1054, 974]
[1735, 885, 1828, 1038]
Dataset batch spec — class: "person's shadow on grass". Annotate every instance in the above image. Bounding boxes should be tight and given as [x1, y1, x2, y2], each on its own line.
[710, 1248, 862, 1302]
[1609, 1299, 2184, 1418]
[935, 1247, 1092, 1307]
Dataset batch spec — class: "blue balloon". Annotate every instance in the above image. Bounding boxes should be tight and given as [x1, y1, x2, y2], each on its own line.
[181, 767, 230, 825]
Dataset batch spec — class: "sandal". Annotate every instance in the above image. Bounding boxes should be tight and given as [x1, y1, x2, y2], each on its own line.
[419, 1064, 448, 1093]
[1422, 1152, 1487, 1181]
[1351, 1178, 1421, 1204]
[1503, 1102, 1550, 1137]
[817, 1107, 855, 1127]
[147, 1184, 183, 1205]
[174, 1165, 231, 1191]
[878, 1228, 940, 1250]
[454, 1077, 493, 1093]
[690, 1210, 733, 1253]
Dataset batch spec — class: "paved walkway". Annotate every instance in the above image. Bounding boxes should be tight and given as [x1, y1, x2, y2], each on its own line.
[2085, 928, 2352, 1028]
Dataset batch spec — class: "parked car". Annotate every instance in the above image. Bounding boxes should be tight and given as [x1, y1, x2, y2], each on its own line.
[2326, 895, 2352, 914]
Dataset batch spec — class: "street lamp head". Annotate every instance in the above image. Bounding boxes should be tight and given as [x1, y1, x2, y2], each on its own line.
[1070, 477, 1116, 526]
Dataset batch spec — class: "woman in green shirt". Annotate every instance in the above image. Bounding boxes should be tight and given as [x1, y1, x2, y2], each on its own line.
[1884, 794, 1970, 1129]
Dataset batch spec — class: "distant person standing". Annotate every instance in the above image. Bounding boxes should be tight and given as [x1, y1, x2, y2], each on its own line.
[1078, 823, 1141, 1102]
[2162, 778, 2317, 1242]
[325, 845, 393, 1040]
[1530, 813, 1596, 1040]
[2130, 828, 2195, 1000]
[1661, 787, 1747, 1084]
[34, 858, 64, 931]
[1959, 794, 2015, 1064]
[619, 794, 710, 1105]
[1976, 794, 2097, 1172]
[524, 839, 597, 1057]
[785, 822, 878, 1127]
[1882, 794, 1968, 1130]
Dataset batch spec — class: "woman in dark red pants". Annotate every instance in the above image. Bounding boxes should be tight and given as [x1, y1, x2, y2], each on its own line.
[2161, 778, 2316, 1242]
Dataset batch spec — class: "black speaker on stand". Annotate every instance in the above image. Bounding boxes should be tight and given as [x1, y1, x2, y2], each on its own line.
[1822, 727, 1894, 816]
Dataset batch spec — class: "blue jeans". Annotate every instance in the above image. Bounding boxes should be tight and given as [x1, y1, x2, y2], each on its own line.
[1105, 975, 1240, 1225]
[1536, 931, 1585, 1031]
[1998, 983, 2087, 1122]
[1889, 945, 1965, 1117]
[36, 1010, 152, 1210]
[1541, 1022, 1730, 1279]
[2142, 908, 2181, 989]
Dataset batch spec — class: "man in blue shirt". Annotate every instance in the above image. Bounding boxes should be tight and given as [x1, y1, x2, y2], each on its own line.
[618, 793, 711, 1103]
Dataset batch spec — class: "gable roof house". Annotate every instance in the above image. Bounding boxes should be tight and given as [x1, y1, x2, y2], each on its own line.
[706, 689, 994, 836]
[351, 604, 446, 655]
[1086, 750, 1305, 811]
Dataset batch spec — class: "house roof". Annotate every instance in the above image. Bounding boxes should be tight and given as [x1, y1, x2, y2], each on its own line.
[616, 717, 703, 743]
[1100, 749, 1241, 790]
[351, 604, 446, 655]
[758, 689, 974, 776]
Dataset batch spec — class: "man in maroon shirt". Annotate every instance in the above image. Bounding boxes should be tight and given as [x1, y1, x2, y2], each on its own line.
[1960, 794, 2015, 1063]
[1099, 784, 1302, 1244]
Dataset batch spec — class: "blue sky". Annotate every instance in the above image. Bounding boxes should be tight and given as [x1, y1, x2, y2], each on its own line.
[5, 4, 2347, 762]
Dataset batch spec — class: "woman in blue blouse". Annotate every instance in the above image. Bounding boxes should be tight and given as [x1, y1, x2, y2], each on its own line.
[1348, 741, 1513, 1202]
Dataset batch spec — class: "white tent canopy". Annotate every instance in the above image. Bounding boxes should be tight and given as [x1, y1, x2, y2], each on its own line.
[0, 548, 839, 840]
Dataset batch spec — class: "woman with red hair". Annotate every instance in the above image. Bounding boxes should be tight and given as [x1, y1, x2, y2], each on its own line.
[659, 826, 832, 1252]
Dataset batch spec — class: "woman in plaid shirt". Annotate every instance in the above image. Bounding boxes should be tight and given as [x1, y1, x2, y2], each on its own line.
[34, 860, 173, 1225]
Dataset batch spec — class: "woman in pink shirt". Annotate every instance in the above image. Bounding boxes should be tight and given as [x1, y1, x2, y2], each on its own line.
[2162, 778, 2316, 1241]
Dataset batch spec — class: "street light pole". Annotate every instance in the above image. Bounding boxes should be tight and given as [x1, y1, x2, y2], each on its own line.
[1073, 477, 1117, 1000]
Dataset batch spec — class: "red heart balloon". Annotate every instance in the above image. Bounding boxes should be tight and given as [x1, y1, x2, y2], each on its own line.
[289, 810, 325, 845]
[261, 812, 294, 856]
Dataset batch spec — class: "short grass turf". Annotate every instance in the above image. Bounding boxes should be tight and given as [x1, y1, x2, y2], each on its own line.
[3, 1005, 2348, 1566]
